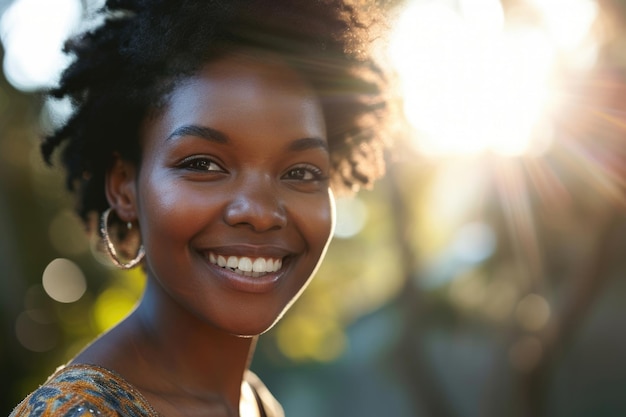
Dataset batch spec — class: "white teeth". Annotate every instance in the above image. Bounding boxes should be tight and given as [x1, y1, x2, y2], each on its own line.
[238, 257, 253, 272]
[252, 258, 267, 273]
[227, 256, 238, 269]
[208, 253, 283, 275]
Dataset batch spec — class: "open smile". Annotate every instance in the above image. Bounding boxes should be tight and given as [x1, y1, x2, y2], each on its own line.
[208, 252, 283, 278]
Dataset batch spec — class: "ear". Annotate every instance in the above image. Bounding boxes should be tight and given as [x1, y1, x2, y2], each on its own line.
[105, 154, 139, 223]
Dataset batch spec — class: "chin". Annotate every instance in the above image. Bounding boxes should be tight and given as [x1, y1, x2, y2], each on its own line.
[221, 313, 284, 338]
[230, 326, 273, 338]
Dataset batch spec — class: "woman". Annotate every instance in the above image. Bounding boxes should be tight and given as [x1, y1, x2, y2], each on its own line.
[11, 0, 388, 416]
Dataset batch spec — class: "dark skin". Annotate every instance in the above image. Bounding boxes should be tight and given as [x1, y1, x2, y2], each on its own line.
[71, 53, 335, 417]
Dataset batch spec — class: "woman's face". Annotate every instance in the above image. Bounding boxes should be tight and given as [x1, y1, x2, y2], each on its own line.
[133, 54, 334, 336]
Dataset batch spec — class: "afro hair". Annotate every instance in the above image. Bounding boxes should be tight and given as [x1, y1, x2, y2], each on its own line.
[42, 0, 390, 224]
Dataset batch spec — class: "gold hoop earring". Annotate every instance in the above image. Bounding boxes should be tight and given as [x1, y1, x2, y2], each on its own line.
[100, 208, 145, 269]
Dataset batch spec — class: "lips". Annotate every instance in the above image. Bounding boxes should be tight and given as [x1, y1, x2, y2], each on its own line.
[208, 252, 283, 278]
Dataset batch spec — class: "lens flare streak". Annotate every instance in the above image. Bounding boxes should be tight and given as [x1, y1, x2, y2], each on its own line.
[558, 130, 626, 207]
[493, 160, 544, 289]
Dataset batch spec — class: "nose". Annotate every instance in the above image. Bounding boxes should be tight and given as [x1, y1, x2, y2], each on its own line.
[223, 175, 287, 232]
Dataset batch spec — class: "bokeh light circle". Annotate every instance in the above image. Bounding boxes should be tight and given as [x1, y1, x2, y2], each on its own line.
[42, 258, 87, 303]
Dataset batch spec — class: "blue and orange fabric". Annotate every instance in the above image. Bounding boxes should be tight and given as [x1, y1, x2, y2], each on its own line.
[10, 364, 283, 417]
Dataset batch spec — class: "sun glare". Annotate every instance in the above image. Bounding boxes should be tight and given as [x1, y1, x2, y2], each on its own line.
[389, 0, 598, 157]
[0, 0, 82, 91]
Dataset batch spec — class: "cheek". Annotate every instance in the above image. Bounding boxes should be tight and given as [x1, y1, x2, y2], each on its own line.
[137, 170, 221, 245]
[297, 190, 335, 253]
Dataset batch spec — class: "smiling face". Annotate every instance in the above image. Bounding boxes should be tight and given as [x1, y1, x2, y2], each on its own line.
[129, 54, 334, 336]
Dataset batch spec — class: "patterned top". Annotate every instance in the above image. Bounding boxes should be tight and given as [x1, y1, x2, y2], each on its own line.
[10, 364, 284, 417]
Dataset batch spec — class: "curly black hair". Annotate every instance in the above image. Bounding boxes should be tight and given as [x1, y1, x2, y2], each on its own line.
[42, 0, 390, 224]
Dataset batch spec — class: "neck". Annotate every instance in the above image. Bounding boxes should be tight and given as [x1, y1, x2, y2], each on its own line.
[79, 279, 256, 415]
[127, 277, 257, 413]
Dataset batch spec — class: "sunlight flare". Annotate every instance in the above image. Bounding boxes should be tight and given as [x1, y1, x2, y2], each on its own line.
[0, 0, 82, 91]
[389, 0, 598, 157]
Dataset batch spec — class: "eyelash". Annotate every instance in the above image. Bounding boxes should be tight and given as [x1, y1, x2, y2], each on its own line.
[178, 156, 224, 172]
[282, 165, 326, 182]
[177, 157, 326, 182]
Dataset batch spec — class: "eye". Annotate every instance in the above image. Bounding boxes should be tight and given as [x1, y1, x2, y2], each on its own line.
[179, 156, 224, 172]
[282, 165, 326, 181]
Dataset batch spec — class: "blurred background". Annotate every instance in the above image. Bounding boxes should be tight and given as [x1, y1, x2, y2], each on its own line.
[3, 0, 626, 416]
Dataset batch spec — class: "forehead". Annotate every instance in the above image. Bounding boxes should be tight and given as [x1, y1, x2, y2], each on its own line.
[150, 52, 326, 140]
[197, 51, 314, 91]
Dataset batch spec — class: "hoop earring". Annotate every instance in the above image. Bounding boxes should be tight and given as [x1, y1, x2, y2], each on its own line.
[100, 208, 145, 269]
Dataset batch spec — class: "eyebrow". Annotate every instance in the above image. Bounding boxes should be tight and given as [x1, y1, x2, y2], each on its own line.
[288, 137, 329, 153]
[166, 124, 229, 143]
[166, 123, 328, 152]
